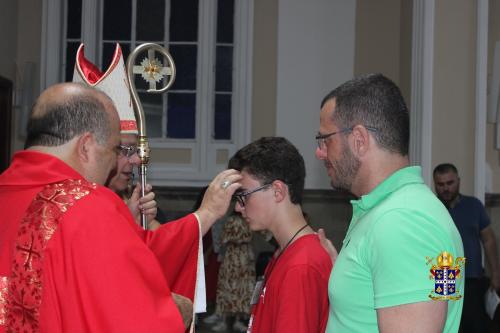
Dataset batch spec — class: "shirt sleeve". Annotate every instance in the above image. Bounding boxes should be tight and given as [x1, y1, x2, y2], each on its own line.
[40, 193, 185, 333]
[145, 214, 200, 301]
[272, 265, 328, 333]
[477, 199, 491, 231]
[367, 209, 458, 309]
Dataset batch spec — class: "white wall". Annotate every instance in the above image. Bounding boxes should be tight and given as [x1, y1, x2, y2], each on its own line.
[432, 0, 476, 194]
[276, 0, 356, 189]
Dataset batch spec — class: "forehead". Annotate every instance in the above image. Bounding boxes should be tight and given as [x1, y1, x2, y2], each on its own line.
[434, 171, 458, 182]
[319, 98, 337, 130]
[239, 170, 261, 188]
[121, 134, 138, 145]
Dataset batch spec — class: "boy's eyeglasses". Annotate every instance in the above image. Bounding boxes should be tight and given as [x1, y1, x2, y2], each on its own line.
[233, 183, 273, 207]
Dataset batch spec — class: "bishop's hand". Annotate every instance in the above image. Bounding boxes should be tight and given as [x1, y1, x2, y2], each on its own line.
[127, 183, 158, 226]
[194, 169, 242, 235]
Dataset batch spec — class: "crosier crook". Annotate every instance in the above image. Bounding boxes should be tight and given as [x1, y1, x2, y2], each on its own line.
[126, 43, 176, 229]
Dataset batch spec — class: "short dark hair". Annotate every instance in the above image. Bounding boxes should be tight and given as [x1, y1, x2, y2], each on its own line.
[433, 163, 458, 176]
[228, 137, 305, 205]
[25, 94, 111, 148]
[321, 73, 409, 155]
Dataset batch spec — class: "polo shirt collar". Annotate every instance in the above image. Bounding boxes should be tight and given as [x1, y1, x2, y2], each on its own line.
[351, 166, 424, 212]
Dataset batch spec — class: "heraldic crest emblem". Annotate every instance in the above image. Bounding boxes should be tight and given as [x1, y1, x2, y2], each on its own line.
[426, 251, 465, 301]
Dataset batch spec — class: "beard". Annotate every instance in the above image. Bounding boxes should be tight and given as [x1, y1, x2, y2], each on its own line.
[330, 139, 360, 192]
[438, 189, 459, 207]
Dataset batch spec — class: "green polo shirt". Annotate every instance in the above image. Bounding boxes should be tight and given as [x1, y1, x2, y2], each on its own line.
[326, 166, 464, 333]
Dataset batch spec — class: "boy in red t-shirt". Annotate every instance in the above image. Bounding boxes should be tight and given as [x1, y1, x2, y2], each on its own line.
[228, 137, 334, 333]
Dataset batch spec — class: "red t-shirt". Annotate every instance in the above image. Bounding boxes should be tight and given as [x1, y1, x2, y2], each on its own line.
[248, 234, 332, 333]
[0, 151, 199, 332]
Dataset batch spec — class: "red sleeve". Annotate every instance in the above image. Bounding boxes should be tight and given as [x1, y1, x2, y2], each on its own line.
[273, 265, 329, 333]
[145, 214, 200, 301]
[39, 191, 185, 333]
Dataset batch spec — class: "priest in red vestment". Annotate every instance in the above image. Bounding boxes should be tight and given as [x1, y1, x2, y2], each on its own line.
[0, 83, 241, 333]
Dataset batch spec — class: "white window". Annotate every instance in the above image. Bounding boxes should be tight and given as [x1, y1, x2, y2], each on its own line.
[41, 0, 253, 186]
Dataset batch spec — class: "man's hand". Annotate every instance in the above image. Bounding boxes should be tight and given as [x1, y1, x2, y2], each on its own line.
[127, 183, 157, 226]
[491, 270, 500, 291]
[480, 225, 500, 290]
[172, 293, 193, 330]
[195, 169, 242, 235]
[318, 228, 338, 265]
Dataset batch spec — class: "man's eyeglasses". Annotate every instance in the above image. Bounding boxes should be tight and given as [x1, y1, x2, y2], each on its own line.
[233, 183, 273, 207]
[116, 145, 139, 158]
[315, 126, 378, 150]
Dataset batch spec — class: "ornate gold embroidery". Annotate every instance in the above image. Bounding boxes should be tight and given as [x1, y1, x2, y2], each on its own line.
[0, 276, 8, 326]
[4, 179, 96, 331]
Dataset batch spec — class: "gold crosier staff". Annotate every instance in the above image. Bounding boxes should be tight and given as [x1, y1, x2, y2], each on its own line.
[126, 43, 176, 229]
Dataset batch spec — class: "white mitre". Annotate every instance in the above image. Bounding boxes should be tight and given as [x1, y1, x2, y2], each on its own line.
[72, 43, 138, 134]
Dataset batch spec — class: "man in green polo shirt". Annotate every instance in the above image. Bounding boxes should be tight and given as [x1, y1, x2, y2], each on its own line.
[315, 73, 464, 332]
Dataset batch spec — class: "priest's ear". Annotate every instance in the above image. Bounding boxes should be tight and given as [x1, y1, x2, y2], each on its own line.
[76, 132, 96, 162]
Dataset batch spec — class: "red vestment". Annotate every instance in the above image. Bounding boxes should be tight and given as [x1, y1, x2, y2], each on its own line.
[0, 151, 200, 332]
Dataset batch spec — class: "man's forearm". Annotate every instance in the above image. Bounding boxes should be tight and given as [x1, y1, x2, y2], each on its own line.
[484, 237, 500, 274]
[481, 227, 500, 289]
[482, 227, 500, 275]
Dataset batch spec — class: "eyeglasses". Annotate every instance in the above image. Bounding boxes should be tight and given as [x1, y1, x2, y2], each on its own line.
[116, 145, 139, 158]
[315, 126, 378, 150]
[233, 183, 273, 207]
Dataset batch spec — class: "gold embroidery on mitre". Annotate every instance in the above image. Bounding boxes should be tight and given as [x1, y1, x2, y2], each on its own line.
[426, 251, 465, 301]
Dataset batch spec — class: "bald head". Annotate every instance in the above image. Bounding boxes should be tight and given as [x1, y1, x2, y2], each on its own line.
[25, 83, 119, 148]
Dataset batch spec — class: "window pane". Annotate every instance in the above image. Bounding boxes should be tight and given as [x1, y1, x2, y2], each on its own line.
[215, 46, 233, 92]
[103, 0, 132, 40]
[140, 91, 163, 106]
[141, 92, 163, 137]
[122, 44, 131, 62]
[214, 94, 231, 140]
[167, 93, 196, 139]
[102, 42, 130, 72]
[134, 76, 149, 91]
[65, 42, 81, 82]
[146, 113, 163, 137]
[66, 0, 82, 39]
[137, 0, 165, 41]
[169, 45, 197, 90]
[217, 0, 234, 43]
[169, 0, 199, 42]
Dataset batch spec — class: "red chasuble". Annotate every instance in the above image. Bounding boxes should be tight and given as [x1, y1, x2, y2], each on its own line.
[0, 151, 200, 333]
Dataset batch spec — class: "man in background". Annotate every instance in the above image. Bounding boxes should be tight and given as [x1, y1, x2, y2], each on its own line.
[434, 163, 500, 332]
